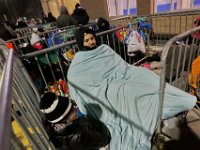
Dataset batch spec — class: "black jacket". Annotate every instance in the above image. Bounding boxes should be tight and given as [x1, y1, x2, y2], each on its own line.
[71, 8, 89, 25]
[46, 116, 111, 150]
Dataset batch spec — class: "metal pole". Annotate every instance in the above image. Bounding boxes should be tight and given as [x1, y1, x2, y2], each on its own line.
[0, 48, 14, 150]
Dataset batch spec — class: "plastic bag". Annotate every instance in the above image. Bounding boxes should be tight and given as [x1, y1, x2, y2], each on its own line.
[125, 30, 146, 55]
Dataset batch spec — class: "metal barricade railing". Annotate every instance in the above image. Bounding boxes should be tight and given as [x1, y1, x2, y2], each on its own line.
[6, 23, 96, 56]
[109, 9, 200, 51]
[7, 24, 79, 53]
[150, 9, 200, 46]
[15, 22, 57, 37]
[3, 21, 200, 149]
[109, 15, 134, 26]
[0, 45, 14, 150]
[157, 26, 200, 135]
[0, 45, 56, 149]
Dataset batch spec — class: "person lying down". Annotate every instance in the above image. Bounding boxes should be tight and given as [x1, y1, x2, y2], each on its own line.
[67, 27, 197, 150]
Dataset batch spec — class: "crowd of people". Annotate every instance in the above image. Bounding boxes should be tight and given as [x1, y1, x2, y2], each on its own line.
[0, 3, 90, 41]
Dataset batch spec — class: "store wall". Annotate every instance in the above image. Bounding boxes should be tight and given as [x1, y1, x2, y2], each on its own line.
[80, 0, 109, 20]
[41, 0, 80, 17]
[137, 0, 152, 15]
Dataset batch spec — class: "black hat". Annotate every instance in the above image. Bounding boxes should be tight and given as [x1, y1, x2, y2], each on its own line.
[75, 27, 98, 50]
[40, 92, 72, 123]
[97, 17, 110, 31]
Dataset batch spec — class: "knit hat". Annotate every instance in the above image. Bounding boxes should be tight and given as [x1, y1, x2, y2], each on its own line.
[75, 27, 98, 50]
[30, 33, 42, 45]
[40, 92, 72, 123]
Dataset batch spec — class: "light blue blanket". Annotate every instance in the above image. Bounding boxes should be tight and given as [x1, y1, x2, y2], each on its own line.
[67, 44, 196, 150]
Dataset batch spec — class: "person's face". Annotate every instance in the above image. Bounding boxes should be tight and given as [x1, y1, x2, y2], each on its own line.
[83, 33, 96, 48]
[66, 106, 78, 123]
[16, 33, 21, 38]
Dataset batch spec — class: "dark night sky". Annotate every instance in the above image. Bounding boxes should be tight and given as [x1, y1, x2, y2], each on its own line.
[0, 0, 43, 23]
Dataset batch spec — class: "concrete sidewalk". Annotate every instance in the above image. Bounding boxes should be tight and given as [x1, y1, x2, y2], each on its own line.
[152, 108, 200, 150]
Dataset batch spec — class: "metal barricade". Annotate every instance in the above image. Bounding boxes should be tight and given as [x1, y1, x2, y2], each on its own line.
[109, 15, 134, 26]
[0, 45, 55, 149]
[150, 9, 200, 45]
[156, 25, 200, 138]
[7, 23, 96, 56]
[109, 9, 200, 52]
[3, 20, 200, 149]
[15, 22, 57, 37]
[0, 45, 14, 150]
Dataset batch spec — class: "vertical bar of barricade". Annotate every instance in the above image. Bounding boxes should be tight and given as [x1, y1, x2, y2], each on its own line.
[0, 45, 14, 150]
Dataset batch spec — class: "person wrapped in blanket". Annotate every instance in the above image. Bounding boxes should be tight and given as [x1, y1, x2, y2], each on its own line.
[40, 92, 111, 150]
[67, 27, 197, 150]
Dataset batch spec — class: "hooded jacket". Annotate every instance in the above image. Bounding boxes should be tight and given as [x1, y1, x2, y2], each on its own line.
[71, 7, 89, 25]
[57, 6, 78, 28]
[75, 27, 99, 51]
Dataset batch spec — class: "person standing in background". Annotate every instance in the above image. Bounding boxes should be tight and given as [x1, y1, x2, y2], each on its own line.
[47, 12, 56, 23]
[56, 5, 78, 28]
[71, 3, 89, 25]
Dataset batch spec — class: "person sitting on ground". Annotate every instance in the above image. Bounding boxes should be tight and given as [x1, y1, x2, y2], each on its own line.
[57, 5, 78, 28]
[67, 27, 197, 150]
[40, 92, 111, 150]
[71, 3, 89, 25]
[30, 28, 46, 50]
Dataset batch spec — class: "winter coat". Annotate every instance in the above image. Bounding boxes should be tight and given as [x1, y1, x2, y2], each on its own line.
[48, 116, 111, 150]
[71, 8, 89, 25]
[57, 15, 78, 28]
